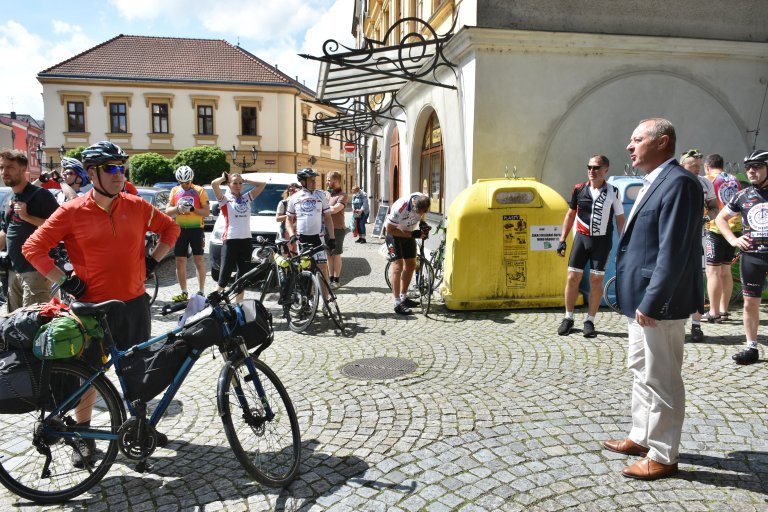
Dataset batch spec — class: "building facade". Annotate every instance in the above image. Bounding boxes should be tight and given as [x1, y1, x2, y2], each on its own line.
[38, 35, 349, 184]
[0, 112, 44, 179]
[346, 0, 768, 213]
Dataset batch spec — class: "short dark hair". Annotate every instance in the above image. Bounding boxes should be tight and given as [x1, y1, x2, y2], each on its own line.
[414, 195, 431, 212]
[705, 153, 724, 169]
[590, 154, 609, 167]
[0, 149, 28, 167]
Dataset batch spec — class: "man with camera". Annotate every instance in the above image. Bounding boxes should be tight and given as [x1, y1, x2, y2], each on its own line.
[0, 149, 59, 311]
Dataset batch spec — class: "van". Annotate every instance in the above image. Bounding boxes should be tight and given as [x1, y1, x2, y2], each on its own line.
[208, 172, 297, 281]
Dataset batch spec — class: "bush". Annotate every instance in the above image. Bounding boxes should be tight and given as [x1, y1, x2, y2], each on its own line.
[64, 146, 86, 162]
[128, 153, 174, 185]
[171, 146, 229, 185]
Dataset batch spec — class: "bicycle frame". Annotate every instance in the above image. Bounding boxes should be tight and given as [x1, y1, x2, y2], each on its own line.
[40, 261, 275, 445]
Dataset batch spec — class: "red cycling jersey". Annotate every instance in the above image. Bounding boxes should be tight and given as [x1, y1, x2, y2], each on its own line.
[22, 190, 180, 302]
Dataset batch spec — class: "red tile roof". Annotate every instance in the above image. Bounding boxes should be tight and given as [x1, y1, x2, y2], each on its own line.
[39, 34, 312, 92]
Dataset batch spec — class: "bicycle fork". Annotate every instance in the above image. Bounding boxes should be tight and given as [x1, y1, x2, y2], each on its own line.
[232, 354, 275, 429]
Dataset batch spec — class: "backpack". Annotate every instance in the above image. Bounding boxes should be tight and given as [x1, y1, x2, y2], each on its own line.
[32, 313, 103, 360]
[0, 305, 47, 351]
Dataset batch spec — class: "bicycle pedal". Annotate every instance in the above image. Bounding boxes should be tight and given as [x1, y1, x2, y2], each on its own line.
[135, 460, 152, 473]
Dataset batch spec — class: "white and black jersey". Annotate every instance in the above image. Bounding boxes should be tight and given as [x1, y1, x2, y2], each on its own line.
[568, 181, 624, 237]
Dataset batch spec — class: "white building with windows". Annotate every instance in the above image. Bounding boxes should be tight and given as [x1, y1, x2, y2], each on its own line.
[38, 35, 349, 182]
[320, 0, 768, 214]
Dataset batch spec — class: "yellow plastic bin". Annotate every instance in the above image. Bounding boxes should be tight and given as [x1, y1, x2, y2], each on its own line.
[442, 178, 577, 310]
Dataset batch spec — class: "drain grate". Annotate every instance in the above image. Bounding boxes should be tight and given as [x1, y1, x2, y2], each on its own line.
[342, 357, 417, 380]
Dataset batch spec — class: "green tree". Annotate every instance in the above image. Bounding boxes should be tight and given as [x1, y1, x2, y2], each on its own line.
[171, 146, 229, 185]
[64, 146, 87, 162]
[128, 153, 174, 186]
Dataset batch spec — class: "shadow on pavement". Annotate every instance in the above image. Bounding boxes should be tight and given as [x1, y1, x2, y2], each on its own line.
[680, 451, 768, 494]
[342, 257, 373, 280]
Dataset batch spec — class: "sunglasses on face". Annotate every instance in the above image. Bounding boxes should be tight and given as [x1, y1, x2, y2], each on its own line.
[587, 165, 603, 171]
[745, 163, 767, 171]
[94, 164, 126, 174]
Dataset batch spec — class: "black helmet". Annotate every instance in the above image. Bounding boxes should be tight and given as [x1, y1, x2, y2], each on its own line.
[81, 141, 128, 166]
[744, 149, 768, 166]
[297, 168, 319, 180]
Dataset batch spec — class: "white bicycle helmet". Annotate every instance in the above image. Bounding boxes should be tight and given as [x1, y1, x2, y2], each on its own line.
[175, 165, 194, 183]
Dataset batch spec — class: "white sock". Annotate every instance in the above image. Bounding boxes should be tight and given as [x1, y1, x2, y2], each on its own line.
[585, 314, 595, 323]
[394, 298, 402, 306]
[400, 293, 407, 302]
[747, 340, 758, 349]
[691, 320, 700, 326]
[565, 311, 574, 319]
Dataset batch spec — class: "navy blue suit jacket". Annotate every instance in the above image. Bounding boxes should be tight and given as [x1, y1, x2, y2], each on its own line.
[615, 160, 704, 320]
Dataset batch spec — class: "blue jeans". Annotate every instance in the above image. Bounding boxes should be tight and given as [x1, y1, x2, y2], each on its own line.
[355, 212, 368, 237]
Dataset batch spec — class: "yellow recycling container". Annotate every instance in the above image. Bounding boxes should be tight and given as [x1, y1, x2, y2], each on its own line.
[442, 177, 577, 310]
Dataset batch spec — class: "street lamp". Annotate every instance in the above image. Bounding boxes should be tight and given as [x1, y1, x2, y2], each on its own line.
[35, 143, 65, 172]
[231, 145, 257, 172]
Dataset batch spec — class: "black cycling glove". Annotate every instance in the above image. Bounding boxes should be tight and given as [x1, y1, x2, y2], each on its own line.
[411, 229, 422, 239]
[326, 238, 336, 251]
[61, 275, 86, 299]
[556, 241, 567, 256]
[289, 235, 298, 244]
[145, 256, 158, 278]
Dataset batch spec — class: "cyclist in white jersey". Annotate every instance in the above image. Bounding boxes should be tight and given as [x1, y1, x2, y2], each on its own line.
[286, 168, 335, 297]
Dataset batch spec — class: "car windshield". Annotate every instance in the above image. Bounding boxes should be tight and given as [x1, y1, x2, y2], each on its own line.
[138, 191, 154, 203]
[251, 183, 286, 216]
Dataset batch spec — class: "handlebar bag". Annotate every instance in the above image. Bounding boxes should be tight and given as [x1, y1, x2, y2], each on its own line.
[231, 299, 273, 350]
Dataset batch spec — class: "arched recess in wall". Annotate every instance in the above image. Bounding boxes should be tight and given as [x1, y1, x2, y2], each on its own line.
[540, 70, 750, 198]
[411, 107, 445, 213]
[388, 126, 401, 204]
[370, 137, 381, 206]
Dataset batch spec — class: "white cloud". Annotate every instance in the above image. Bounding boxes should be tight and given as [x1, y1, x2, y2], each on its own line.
[0, 20, 96, 119]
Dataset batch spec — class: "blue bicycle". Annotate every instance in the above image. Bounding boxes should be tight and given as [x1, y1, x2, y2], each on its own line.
[0, 261, 301, 503]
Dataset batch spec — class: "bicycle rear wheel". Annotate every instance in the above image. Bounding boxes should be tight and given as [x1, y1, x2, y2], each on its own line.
[286, 271, 319, 333]
[145, 271, 159, 306]
[319, 275, 346, 335]
[218, 356, 301, 487]
[603, 275, 621, 314]
[418, 261, 434, 316]
[0, 361, 124, 504]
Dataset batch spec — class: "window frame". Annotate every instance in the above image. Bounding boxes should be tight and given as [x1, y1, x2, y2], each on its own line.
[67, 101, 85, 133]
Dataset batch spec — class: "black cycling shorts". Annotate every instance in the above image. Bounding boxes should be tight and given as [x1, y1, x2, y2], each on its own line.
[298, 234, 327, 263]
[385, 235, 417, 261]
[567, 233, 612, 274]
[705, 231, 738, 266]
[739, 252, 768, 298]
[174, 227, 205, 257]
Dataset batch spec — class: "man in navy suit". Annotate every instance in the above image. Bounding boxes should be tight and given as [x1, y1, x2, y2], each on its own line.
[602, 118, 703, 480]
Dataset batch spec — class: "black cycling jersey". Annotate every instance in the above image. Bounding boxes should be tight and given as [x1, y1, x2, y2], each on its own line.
[568, 181, 623, 237]
[724, 186, 768, 253]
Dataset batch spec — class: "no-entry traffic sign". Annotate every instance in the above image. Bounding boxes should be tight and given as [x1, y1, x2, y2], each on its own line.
[344, 142, 356, 153]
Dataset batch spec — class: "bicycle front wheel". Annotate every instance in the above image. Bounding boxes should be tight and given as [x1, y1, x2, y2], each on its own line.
[218, 357, 301, 487]
[603, 275, 621, 314]
[285, 271, 319, 333]
[145, 271, 159, 306]
[0, 361, 124, 504]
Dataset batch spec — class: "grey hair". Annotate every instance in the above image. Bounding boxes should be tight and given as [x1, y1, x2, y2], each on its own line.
[639, 118, 676, 154]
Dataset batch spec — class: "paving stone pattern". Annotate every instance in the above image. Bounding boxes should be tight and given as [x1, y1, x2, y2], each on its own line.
[3, 229, 768, 511]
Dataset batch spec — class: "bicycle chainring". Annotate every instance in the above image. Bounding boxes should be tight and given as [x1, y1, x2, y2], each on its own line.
[117, 418, 157, 459]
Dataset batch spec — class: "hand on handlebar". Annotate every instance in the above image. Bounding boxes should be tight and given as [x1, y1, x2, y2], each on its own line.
[61, 275, 86, 299]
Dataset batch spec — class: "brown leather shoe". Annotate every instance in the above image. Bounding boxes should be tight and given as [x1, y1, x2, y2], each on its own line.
[602, 438, 649, 456]
[622, 457, 678, 480]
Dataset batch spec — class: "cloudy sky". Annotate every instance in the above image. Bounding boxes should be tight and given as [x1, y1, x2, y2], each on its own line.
[0, 0, 355, 119]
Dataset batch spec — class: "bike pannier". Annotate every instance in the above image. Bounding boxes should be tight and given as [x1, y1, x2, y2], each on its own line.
[120, 340, 194, 403]
[231, 300, 273, 350]
[180, 317, 223, 351]
[0, 307, 47, 351]
[0, 350, 43, 414]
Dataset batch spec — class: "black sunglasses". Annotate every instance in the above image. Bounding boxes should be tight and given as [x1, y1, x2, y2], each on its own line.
[683, 149, 702, 159]
[745, 162, 767, 171]
[587, 165, 604, 171]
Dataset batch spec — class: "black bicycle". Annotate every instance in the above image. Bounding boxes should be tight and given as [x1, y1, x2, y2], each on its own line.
[0, 261, 301, 503]
[384, 238, 435, 317]
[260, 242, 345, 335]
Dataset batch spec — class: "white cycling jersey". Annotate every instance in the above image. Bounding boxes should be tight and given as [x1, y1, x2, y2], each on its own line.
[219, 191, 253, 240]
[287, 188, 329, 236]
[386, 193, 428, 232]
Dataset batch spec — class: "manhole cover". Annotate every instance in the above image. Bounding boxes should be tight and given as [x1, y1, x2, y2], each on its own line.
[341, 357, 417, 380]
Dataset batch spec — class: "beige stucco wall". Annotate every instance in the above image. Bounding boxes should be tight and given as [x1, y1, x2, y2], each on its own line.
[373, 27, 767, 208]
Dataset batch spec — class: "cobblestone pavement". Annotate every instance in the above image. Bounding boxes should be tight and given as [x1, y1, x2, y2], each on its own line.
[3, 229, 768, 511]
